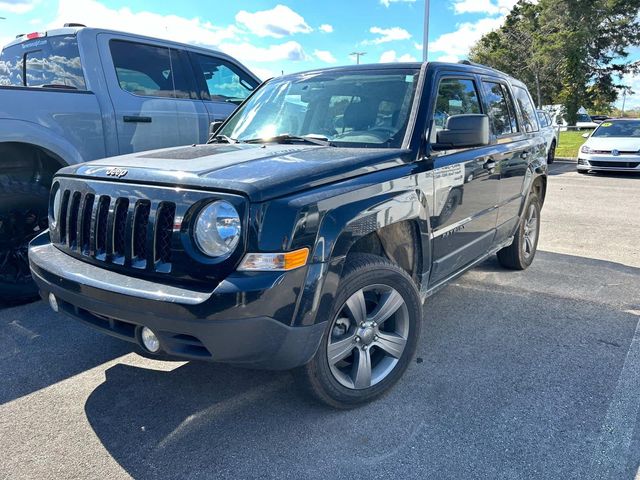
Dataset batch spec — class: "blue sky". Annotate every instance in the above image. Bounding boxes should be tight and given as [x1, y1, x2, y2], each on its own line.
[0, 0, 638, 109]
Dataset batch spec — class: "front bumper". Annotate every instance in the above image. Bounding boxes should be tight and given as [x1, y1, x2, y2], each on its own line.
[29, 233, 326, 370]
[577, 154, 640, 172]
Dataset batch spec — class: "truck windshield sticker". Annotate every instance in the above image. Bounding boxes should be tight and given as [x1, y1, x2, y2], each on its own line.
[601, 122, 613, 127]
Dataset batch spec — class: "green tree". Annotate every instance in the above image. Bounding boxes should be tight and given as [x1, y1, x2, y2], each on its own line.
[469, 0, 640, 124]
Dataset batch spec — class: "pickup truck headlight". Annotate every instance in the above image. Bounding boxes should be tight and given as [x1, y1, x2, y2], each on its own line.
[580, 145, 593, 154]
[194, 201, 241, 257]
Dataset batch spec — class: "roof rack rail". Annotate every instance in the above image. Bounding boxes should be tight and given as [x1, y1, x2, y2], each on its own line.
[15, 34, 24, 38]
[64, 23, 86, 27]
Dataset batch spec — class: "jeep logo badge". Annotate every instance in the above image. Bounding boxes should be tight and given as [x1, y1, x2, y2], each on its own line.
[105, 167, 128, 178]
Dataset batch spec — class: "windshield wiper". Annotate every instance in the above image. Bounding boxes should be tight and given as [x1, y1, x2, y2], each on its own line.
[244, 134, 335, 147]
[207, 134, 239, 144]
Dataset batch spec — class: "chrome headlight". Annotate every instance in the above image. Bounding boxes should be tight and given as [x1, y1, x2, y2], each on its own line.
[580, 145, 593, 154]
[194, 201, 241, 257]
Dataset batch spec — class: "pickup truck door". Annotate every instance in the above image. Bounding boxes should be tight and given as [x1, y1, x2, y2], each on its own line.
[97, 34, 183, 155]
[427, 75, 500, 285]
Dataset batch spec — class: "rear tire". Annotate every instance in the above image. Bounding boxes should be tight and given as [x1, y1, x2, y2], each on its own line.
[497, 193, 541, 270]
[0, 181, 49, 304]
[294, 253, 422, 409]
[577, 169, 588, 174]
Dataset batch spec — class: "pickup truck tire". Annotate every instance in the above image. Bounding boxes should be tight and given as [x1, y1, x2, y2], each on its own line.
[0, 181, 49, 303]
[497, 193, 540, 270]
[294, 253, 422, 409]
[547, 141, 556, 164]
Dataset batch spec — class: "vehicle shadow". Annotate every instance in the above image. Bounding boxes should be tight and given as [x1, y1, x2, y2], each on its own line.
[83, 250, 640, 480]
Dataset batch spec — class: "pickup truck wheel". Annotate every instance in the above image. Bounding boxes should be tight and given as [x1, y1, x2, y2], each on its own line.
[497, 193, 540, 270]
[547, 141, 556, 164]
[294, 253, 422, 409]
[0, 181, 49, 303]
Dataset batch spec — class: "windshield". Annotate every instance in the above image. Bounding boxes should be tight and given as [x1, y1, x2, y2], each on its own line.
[592, 120, 640, 138]
[0, 35, 85, 89]
[218, 68, 421, 148]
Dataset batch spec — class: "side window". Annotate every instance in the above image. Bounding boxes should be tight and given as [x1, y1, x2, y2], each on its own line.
[110, 40, 180, 98]
[482, 81, 516, 136]
[537, 111, 548, 127]
[513, 86, 539, 133]
[192, 53, 257, 103]
[433, 78, 482, 129]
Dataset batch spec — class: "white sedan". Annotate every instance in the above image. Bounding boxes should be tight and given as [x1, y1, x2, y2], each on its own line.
[577, 119, 640, 174]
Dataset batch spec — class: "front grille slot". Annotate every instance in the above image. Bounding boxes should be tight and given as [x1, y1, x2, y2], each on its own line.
[112, 198, 129, 259]
[154, 203, 175, 265]
[58, 190, 70, 243]
[80, 194, 95, 254]
[132, 201, 150, 267]
[67, 192, 81, 249]
[95, 196, 110, 255]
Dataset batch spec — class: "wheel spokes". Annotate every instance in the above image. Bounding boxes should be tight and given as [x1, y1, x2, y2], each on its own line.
[352, 347, 372, 389]
[375, 331, 407, 359]
[327, 334, 356, 365]
[344, 288, 367, 324]
[369, 289, 404, 326]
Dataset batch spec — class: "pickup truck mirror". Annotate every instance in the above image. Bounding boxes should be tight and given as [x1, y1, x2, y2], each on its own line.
[209, 121, 224, 136]
[433, 114, 490, 150]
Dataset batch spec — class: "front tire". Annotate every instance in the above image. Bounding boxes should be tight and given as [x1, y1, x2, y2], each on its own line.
[577, 168, 588, 174]
[547, 140, 556, 164]
[294, 253, 422, 409]
[497, 193, 541, 270]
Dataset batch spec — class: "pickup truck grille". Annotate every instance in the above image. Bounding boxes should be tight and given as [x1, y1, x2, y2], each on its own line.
[56, 188, 176, 273]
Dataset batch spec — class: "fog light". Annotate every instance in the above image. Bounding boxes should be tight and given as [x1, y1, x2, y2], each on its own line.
[48, 293, 59, 313]
[141, 327, 160, 353]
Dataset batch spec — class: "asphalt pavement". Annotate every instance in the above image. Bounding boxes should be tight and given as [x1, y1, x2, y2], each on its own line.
[0, 161, 639, 480]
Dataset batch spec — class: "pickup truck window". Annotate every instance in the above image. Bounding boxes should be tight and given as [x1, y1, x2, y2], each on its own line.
[192, 53, 256, 104]
[110, 40, 190, 99]
[482, 81, 517, 136]
[218, 68, 420, 148]
[433, 78, 481, 129]
[0, 35, 85, 89]
[513, 86, 539, 133]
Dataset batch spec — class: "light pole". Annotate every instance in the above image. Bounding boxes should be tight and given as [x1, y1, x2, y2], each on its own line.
[621, 88, 627, 117]
[423, 0, 430, 61]
[350, 52, 366, 65]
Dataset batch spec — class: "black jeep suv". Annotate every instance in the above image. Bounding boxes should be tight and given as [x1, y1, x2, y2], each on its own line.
[29, 62, 547, 408]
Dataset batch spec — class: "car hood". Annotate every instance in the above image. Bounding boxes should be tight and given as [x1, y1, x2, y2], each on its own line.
[59, 144, 409, 202]
[585, 137, 640, 152]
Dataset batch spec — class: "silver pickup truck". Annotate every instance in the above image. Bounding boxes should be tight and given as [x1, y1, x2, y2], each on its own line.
[0, 25, 260, 301]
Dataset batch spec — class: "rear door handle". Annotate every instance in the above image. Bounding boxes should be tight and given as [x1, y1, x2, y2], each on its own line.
[483, 159, 496, 170]
[123, 116, 152, 123]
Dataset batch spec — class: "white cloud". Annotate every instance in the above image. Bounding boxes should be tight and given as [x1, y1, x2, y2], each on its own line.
[379, 50, 417, 63]
[220, 41, 306, 63]
[29, 17, 42, 25]
[49, 0, 240, 47]
[429, 17, 503, 58]
[0, 0, 37, 14]
[452, 0, 519, 15]
[366, 26, 412, 45]
[314, 49, 337, 63]
[319, 24, 333, 33]
[235, 4, 312, 38]
[380, 0, 416, 7]
[436, 54, 460, 63]
[251, 67, 278, 81]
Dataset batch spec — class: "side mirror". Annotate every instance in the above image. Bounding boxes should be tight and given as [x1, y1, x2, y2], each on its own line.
[209, 120, 224, 136]
[433, 114, 490, 150]
[582, 132, 589, 138]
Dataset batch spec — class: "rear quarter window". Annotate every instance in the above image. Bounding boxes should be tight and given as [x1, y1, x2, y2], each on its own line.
[0, 35, 85, 89]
